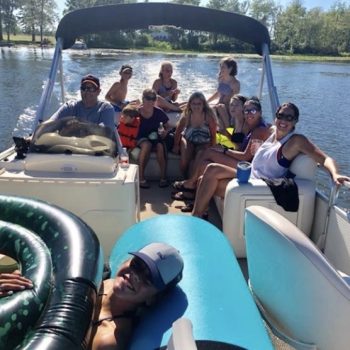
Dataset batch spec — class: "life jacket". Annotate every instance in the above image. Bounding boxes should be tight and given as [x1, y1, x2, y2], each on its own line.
[117, 117, 140, 149]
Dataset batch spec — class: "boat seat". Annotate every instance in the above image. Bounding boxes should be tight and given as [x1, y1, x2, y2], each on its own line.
[245, 206, 350, 350]
[129, 112, 183, 180]
[215, 154, 317, 257]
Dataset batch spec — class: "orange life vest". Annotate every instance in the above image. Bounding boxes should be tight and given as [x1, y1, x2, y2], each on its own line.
[117, 117, 140, 149]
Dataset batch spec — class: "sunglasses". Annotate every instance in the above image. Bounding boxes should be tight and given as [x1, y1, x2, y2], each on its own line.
[143, 95, 157, 101]
[276, 113, 296, 122]
[81, 86, 98, 92]
[243, 108, 258, 115]
[130, 257, 153, 285]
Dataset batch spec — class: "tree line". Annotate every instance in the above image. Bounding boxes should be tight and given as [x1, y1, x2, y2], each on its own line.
[0, 0, 349, 55]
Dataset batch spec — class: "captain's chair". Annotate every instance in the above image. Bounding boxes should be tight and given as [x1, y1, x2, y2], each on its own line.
[216, 154, 317, 257]
[245, 206, 350, 350]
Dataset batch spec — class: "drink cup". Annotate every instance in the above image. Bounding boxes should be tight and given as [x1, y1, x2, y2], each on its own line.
[251, 139, 263, 155]
[237, 161, 251, 183]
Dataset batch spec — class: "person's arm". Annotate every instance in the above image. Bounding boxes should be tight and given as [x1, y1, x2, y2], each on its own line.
[170, 79, 180, 101]
[223, 125, 271, 161]
[283, 134, 350, 185]
[172, 115, 187, 153]
[231, 79, 240, 96]
[152, 79, 161, 94]
[207, 91, 219, 104]
[208, 111, 218, 146]
[49, 102, 73, 121]
[105, 82, 120, 104]
[0, 270, 33, 297]
[99, 103, 117, 131]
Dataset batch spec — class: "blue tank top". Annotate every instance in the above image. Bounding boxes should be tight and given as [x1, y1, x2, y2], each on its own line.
[218, 81, 233, 103]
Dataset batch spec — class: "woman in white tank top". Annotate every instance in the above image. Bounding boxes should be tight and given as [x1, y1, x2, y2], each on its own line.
[192, 102, 350, 218]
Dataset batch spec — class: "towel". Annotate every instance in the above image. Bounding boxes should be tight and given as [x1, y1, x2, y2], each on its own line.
[262, 177, 299, 212]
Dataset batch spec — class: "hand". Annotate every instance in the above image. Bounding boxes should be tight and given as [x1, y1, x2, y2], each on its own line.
[172, 145, 180, 154]
[0, 270, 33, 297]
[333, 175, 350, 186]
[158, 129, 167, 139]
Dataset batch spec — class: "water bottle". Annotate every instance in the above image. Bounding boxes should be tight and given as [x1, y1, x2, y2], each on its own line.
[158, 122, 165, 135]
[119, 147, 129, 169]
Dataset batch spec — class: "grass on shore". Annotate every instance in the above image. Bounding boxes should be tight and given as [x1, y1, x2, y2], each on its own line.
[1, 34, 350, 62]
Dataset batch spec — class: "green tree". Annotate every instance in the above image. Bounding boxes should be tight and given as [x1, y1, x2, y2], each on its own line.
[325, 2, 350, 54]
[38, 0, 58, 43]
[19, 0, 57, 42]
[248, 0, 280, 36]
[64, 0, 95, 14]
[0, 0, 22, 41]
[274, 0, 307, 53]
[171, 0, 201, 5]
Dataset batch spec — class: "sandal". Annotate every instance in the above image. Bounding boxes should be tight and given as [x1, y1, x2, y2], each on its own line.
[159, 179, 169, 188]
[140, 179, 150, 189]
[172, 181, 196, 192]
[179, 203, 194, 212]
[171, 191, 195, 201]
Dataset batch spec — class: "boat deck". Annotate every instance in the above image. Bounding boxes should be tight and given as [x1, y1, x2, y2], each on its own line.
[139, 180, 222, 228]
[139, 182, 249, 281]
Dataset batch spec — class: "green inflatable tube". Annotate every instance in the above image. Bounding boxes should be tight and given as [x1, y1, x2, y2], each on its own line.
[0, 221, 53, 350]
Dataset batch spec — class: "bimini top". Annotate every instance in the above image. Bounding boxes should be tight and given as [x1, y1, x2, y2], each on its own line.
[56, 2, 270, 55]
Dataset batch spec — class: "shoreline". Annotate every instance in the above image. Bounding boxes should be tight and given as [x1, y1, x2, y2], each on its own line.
[1, 42, 350, 63]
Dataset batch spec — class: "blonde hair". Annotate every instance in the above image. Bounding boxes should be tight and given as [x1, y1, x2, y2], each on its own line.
[159, 61, 173, 78]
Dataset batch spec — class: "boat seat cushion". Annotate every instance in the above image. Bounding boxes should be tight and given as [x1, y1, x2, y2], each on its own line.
[216, 154, 317, 257]
[245, 206, 350, 350]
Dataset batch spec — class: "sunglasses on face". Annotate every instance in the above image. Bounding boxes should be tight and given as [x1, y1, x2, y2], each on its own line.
[143, 95, 156, 101]
[81, 86, 98, 92]
[276, 112, 296, 122]
[130, 258, 153, 285]
[243, 108, 258, 115]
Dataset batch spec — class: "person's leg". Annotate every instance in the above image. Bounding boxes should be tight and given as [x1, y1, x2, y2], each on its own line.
[180, 138, 194, 177]
[215, 104, 231, 134]
[180, 147, 239, 189]
[138, 140, 152, 182]
[156, 142, 167, 181]
[192, 163, 236, 217]
[156, 96, 182, 112]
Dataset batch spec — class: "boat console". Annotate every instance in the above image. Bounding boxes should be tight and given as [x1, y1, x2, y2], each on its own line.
[0, 118, 140, 258]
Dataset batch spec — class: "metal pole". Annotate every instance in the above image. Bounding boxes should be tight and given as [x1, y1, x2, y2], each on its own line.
[32, 38, 63, 133]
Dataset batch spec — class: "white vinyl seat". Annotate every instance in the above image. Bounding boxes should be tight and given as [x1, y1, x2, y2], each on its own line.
[245, 206, 350, 350]
[215, 154, 317, 257]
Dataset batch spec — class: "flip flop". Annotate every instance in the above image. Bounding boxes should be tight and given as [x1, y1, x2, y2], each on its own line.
[140, 179, 150, 189]
[172, 181, 196, 192]
[171, 191, 195, 201]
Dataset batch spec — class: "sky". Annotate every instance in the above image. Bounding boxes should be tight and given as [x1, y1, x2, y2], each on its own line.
[55, 0, 335, 16]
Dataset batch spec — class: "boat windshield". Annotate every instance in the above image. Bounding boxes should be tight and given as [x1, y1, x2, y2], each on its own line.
[29, 116, 117, 157]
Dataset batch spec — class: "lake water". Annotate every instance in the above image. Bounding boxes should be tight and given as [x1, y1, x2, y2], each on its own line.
[1, 47, 349, 206]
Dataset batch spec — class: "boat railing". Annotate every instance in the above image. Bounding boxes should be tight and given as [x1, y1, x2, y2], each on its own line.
[33, 38, 63, 131]
[315, 164, 350, 251]
[261, 43, 279, 113]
